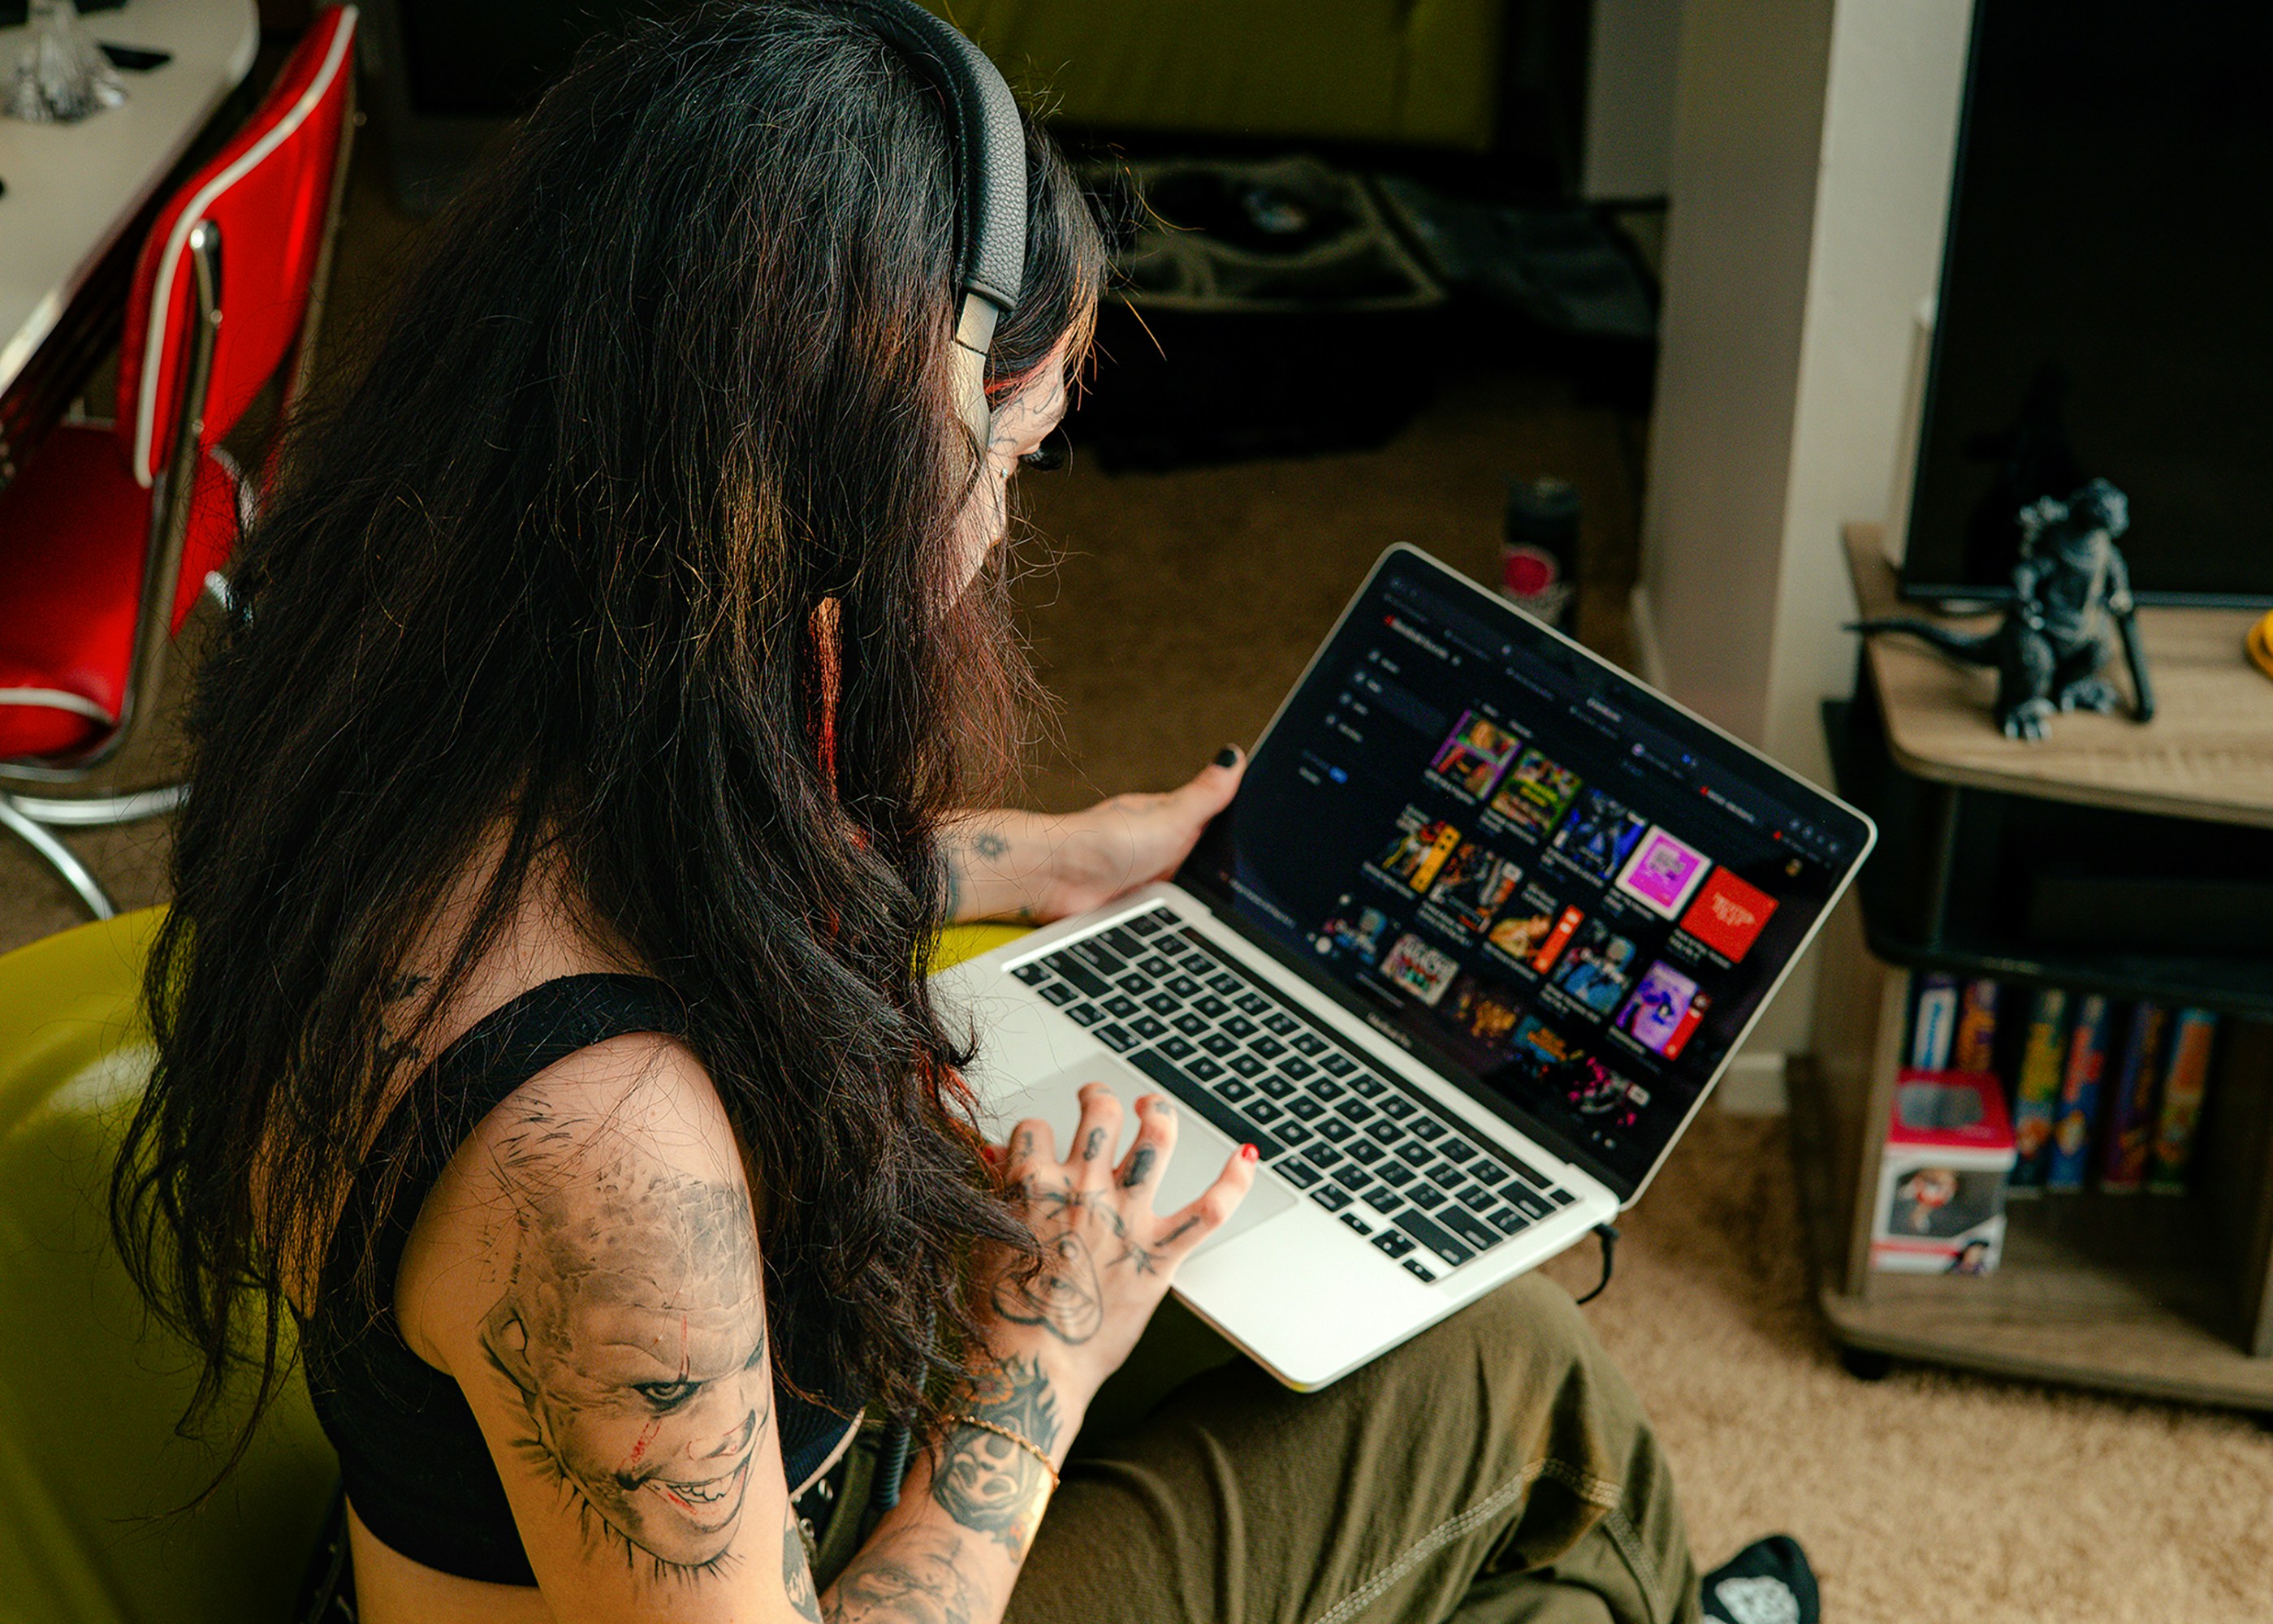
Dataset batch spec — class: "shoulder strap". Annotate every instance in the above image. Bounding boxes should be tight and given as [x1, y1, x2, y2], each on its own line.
[323, 973, 689, 1306]
[411, 972, 687, 1154]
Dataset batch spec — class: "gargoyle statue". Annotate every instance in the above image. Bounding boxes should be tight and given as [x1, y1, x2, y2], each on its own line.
[1852, 478, 2154, 741]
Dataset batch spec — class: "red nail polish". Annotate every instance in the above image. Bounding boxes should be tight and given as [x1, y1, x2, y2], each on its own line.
[1240, 1143, 1259, 1163]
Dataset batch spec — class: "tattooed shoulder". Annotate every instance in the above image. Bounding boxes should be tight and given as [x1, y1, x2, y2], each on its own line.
[469, 1047, 772, 1584]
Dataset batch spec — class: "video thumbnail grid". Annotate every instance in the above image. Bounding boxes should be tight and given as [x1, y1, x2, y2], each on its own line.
[1312, 706, 1780, 1158]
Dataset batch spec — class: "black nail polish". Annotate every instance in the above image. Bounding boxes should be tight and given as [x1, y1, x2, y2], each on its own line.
[1214, 745, 1239, 769]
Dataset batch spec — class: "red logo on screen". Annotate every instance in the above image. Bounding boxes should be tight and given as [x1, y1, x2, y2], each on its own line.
[1679, 870, 1777, 961]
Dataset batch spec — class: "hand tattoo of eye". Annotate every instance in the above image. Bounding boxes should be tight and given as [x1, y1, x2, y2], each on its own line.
[990, 1228, 1102, 1344]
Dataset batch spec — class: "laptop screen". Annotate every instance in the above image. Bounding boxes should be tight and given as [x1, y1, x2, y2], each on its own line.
[1178, 546, 1872, 1199]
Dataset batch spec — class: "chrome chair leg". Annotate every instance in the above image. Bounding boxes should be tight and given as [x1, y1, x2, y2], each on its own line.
[0, 797, 117, 919]
[6, 784, 191, 826]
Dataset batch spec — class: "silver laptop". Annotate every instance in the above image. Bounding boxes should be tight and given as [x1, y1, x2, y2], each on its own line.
[935, 546, 1875, 1389]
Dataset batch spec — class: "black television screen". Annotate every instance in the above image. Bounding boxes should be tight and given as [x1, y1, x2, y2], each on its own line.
[1900, 0, 2273, 606]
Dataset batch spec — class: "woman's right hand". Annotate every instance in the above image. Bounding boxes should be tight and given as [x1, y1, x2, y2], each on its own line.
[980, 1085, 1257, 1423]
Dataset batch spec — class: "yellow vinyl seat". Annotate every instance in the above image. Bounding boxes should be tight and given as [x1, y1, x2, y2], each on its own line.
[0, 909, 1028, 1622]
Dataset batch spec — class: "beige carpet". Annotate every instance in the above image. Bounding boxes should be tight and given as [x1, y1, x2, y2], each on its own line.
[5, 128, 2269, 1622]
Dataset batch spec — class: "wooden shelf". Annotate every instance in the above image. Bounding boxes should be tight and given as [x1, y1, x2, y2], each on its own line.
[1827, 698, 2273, 1017]
[1848, 525, 2273, 829]
[1791, 1061, 2273, 1410]
[1791, 528, 2273, 1409]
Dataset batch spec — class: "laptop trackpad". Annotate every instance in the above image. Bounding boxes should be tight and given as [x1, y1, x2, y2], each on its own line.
[980, 1060, 1297, 1255]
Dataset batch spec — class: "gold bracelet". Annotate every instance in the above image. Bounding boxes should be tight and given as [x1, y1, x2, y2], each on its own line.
[952, 1414, 1061, 1493]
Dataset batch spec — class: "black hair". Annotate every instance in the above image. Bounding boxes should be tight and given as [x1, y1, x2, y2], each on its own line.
[113, 0, 1108, 1465]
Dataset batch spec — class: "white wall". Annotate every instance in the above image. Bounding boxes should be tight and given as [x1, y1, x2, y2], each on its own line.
[1762, 5, 1975, 783]
[1637, 0, 1839, 745]
[1583, 0, 1685, 201]
[1637, 0, 1975, 1068]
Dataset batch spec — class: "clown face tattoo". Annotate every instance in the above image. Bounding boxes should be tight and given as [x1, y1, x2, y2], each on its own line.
[480, 1132, 771, 1575]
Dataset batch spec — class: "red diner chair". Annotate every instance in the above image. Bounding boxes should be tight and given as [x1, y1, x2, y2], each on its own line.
[0, 6, 360, 918]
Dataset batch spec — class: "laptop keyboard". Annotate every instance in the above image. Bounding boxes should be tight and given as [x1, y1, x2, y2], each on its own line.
[1011, 905, 1579, 1284]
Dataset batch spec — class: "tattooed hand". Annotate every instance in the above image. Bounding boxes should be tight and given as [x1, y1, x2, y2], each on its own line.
[980, 1085, 1257, 1413]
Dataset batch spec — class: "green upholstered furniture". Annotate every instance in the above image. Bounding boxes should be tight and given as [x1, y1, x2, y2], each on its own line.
[0, 912, 1030, 1623]
[0, 911, 334, 1624]
[931, 0, 1506, 151]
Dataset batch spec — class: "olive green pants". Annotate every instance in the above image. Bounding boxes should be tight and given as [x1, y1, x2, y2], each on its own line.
[816, 1274, 1702, 1624]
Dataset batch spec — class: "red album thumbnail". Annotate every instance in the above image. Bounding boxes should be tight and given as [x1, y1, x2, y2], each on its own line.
[1678, 869, 1777, 961]
[1530, 905, 1584, 975]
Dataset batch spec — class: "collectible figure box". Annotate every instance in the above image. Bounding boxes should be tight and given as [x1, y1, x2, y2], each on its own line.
[1871, 1069, 2016, 1276]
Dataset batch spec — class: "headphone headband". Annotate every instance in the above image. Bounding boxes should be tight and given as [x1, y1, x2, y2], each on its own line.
[836, 0, 1026, 436]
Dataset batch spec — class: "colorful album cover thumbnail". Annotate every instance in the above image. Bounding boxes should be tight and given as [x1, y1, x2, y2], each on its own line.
[1527, 905, 1584, 975]
[1678, 868, 1778, 962]
[1425, 840, 1525, 936]
[1487, 746, 1584, 838]
[1381, 933, 1462, 1006]
[1612, 826, 1712, 919]
[1502, 1014, 1593, 1093]
[1372, 806, 1463, 893]
[1444, 972, 1528, 1053]
[1551, 788, 1649, 883]
[1429, 709, 1523, 802]
[1614, 960, 1709, 1060]
[1316, 897, 1395, 966]
[1549, 919, 1640, 1016]
[1567, 1054, 1649, 1126]
[1486, 902, 1558, 965]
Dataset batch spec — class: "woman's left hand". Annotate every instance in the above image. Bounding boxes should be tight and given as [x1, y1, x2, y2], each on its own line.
[945, 747, 1247, 925]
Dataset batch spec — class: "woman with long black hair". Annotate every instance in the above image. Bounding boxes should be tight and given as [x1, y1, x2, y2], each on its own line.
[114, 5, 1819, 1622]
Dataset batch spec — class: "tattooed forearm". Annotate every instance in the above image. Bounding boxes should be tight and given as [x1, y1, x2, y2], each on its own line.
[941, 815, 1044, 924]
[824, 1525, 978, 1624]
[930, 1355, 1061, 1554]
[479, 1101, 771, 1579]
[821, 1362, 1059, 1620]
[784, 1507, 824, 1623]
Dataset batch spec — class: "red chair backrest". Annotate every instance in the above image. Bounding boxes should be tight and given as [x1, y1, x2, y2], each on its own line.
[115, 6, 359, 490]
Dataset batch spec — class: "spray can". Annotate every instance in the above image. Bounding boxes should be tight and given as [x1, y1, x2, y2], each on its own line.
[1501, 477, 1580, 631]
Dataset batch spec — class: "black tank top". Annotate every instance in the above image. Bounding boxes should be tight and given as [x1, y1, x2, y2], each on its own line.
[300, 974, 862, 1586]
